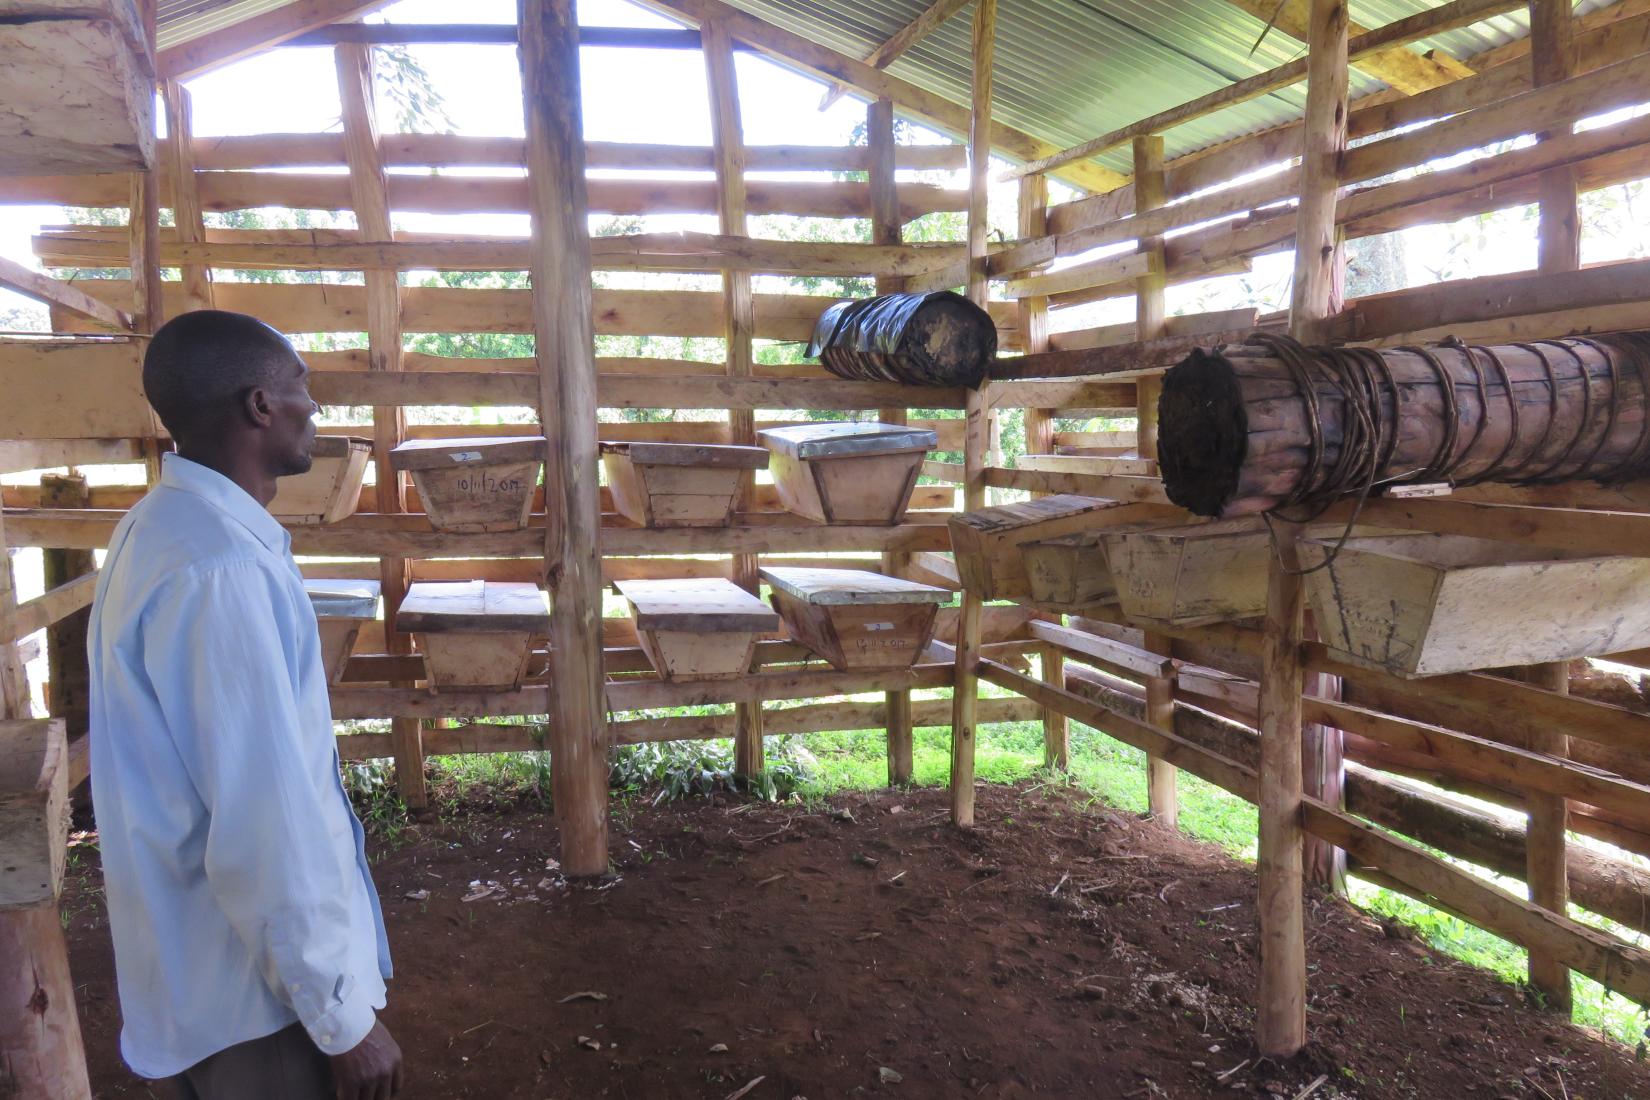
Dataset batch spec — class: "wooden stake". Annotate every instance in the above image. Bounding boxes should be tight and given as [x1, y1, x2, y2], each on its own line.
[161, 81, 213, 312]
[521, 0, 609, 876]
[1522, 0, 1579, 1012]
[950, 0, 995, 828]
[870, 97, 915, 785]
[1287, 0, 1349, 344]
[702, 17, 765, 779]
[40, 476, 92, 789]
[336, 42, 425, 810]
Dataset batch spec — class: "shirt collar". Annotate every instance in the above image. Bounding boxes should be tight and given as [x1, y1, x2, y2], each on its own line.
[160, 453, 291, 555]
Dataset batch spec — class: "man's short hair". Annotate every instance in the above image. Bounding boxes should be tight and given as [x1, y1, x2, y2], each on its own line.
[142, 310, 297, 441]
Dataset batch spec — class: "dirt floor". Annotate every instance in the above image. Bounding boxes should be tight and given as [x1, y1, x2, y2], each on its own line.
[63, 783, 1650, 1099]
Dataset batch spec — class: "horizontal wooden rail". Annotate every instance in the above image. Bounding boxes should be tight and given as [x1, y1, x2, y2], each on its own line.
[980, 465, 1174, 506]
[1, 172, 966, 222]
[0, 439, 147, 476]
[161, 134, 968, 173]
[34, 228, 965, 279]
[9, 572, 98, 642]
[1302, 798, 1650, 1005]
[0, 509, 957, 557]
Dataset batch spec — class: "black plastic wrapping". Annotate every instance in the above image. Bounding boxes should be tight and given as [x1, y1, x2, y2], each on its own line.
[805, 291, 997, 388]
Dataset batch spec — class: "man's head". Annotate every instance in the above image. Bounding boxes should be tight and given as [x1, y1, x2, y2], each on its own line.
[143, 310, 318, 477]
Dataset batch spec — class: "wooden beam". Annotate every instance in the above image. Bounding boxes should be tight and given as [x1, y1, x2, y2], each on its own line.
[1224, 0, 1475, 94]
[817, 0, 971, 111]
[951, 0, 995, 829]
[631, 0, 1123, 193]
[161, 81, 212, 312]
[0, 256, 131, 332]
[522, 0, 609, 877]
[287, 24, 715, 48]
[158, 0, 397, 79]
[1002, 0, 1512, 182]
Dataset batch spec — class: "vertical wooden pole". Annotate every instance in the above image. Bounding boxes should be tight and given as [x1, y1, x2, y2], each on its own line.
[950, 0, 995, 828]
[869, 97, 916, 785]
[1015, 174, 1067, 770]
[1258, 0, 1347, 1061]
[521, 0, 609, 877]
[1132, 134, 1177, 826]
[702, 18, 765, 780]
[1524, 0, 1577, 1012]
[129, 0, 165, 487]
[0, 512, 28, 721]
[41, 475, 93, 771]
[337, 43, 425, 810]
[162, 81, 213, 313]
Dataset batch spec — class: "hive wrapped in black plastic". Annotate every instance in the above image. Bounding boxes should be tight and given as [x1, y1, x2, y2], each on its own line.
[805, 290, 997, 388]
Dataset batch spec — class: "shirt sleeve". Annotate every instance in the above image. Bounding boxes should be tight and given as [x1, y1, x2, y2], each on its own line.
[142, 560, 377, 1057]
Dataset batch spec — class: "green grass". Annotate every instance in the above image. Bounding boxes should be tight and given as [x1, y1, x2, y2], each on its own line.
[340, 696, 1645, 1050]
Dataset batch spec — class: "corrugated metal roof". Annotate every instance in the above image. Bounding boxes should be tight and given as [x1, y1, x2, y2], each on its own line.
[157, 0, 1551, 175]
[157, 0, 299, 50]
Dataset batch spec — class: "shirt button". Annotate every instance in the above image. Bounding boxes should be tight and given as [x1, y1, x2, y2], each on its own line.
[322, 1034, 334, 1044]
[288, 983, 299, 993]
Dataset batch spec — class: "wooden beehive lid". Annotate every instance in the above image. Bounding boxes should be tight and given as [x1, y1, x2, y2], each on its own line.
[396, 580, 551, 633]
[311, 435, 372, 460]
[304, 578, 381, 620]
[388, 436, 547, 472]
[1106, 516, 1262, 547]
[1027, 529, 1108, 551]
[760, 566, 950, 607]
[599, 440, 769, 469]
[615, 578, 780, 632]
[950, 494, 1119, 535]
[757, 421, 938, 460]
[0, 719, 63, 803]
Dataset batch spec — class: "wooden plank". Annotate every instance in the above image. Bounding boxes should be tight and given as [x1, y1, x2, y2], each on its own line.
[396, 580, 549, 633]
[983, 464, 1173, 507]
[617, 576, 778, 633]
[0, 14, 153, 176]
[0, 340, 156, 439]
[761, 566, 947, 606]
[999, 250, 1157, 301]
[522, 0, 608, 876]
[631, 0, 1123, 193]
[157, 0, 397, 79]
[0, 256, 131, 331]
[10, 573, 99, 643]
[161, 81, 213, 312]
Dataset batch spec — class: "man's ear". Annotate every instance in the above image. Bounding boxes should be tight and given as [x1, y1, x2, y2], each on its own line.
[242, 385, 275, 428]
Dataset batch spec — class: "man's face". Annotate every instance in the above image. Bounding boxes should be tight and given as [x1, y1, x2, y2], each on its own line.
[270, 353, 319, 478]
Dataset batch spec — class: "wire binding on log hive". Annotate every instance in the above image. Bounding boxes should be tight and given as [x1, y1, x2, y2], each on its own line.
[1157, 331, 1650, 518]
[805, 291, 996, 388]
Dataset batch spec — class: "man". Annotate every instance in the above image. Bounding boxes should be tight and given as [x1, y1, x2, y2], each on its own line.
[88, 310, 402, 1100]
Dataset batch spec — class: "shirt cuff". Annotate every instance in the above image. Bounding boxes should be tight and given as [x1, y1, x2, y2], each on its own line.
[302, 978, 377, 1057]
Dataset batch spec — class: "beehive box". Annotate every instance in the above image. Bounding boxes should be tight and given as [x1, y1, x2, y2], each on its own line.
[1301, 532, 1650, 677]
[1021, 530, 1117, 608]
[1102, 518, 1271, 627]
[0, 719, 68, 908]
[396, 580, 550, 692]
[757, 422, 936, 525]
[761, 566, 949, 671]
[268, 436, 371, 525]
[600, 441, 768, 528]
[389, 437, 545, 533]
[304, 579, 380, 685]
[950, 495, 1147, 601]
[615, 578, 780, 681]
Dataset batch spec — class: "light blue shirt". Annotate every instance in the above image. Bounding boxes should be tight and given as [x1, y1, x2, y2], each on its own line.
[88, 454, 390, 1079]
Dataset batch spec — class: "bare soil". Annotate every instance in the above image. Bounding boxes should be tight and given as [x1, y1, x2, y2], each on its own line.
[64, 783, 1650, 1099]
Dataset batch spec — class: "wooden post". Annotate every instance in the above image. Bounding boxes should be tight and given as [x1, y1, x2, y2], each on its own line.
[161, 80, 213, 312]
[702, 18, 765, 780]
[521, 0, 609, 876]
[1524, 0, 1577, 1012]
[336, 42, 425, 810]
[1, 528, 92, 1099]
[40, 476, 93, 775]
[1014, 173, 1068, 771]
[1257, 0, 1348, 1060]
[869, 97, 916, 785]
[950, 0, 995, 827]
[129, 0, 165, 489]
[1132, 134, 1178, 824]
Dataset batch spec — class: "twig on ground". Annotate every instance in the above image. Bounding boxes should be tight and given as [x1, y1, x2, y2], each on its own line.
[724, 1075, 766, 1100]
[1291, 1074, 1328, 1100]
[1215, 1058, 1251, 1083]
[1050, 873, 1070, 896]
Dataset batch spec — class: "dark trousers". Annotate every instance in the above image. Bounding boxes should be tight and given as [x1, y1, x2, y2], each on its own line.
[167, 1022, 334, 1100]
